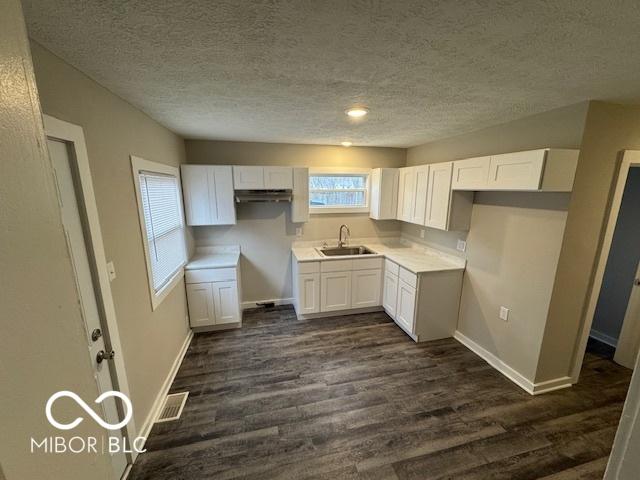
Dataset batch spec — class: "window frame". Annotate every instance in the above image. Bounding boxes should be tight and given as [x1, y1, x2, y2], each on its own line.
[131, 155, 187, 311]
[308, 167, 371, 214]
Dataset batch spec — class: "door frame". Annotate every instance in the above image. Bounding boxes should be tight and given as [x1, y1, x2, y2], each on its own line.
[43, 115, 137, 461]
[572, 150, 640, 381]
[615, 261, 640, 368]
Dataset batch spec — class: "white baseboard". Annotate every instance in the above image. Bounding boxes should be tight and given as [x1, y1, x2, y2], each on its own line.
[241, 297, 293, 310]
[132, 330, 193, 460]
[590, 329, 619, 348]
[453, 330, 572, 396]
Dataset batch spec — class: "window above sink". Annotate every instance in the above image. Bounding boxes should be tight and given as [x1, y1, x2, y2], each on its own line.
[309, 167, 370, 214]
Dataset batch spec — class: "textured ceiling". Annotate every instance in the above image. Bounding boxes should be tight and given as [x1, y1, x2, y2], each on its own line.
[23, 0, 640, 147]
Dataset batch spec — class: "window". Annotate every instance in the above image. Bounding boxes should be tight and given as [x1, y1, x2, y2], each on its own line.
[131, 156, 187, 310]
[309, 170, 370, 213]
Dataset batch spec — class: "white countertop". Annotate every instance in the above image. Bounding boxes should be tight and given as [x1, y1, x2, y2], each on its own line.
[292, 239, 465, 274]
[185, 245, 241, 270]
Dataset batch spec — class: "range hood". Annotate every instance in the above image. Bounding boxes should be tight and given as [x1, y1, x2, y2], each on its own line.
[235, 189, 292, 203]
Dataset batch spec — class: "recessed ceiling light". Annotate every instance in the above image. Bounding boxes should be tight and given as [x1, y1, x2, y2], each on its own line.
[346, 107, 369, 118]
[341, 141, 353, 147]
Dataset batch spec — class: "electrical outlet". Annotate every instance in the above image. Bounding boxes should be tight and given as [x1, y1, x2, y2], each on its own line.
[420, 229, 425, 239]
[295, 227, 303, 238]
[106, 261, 117, 281]
[499, 306, 509, 322]
[457, 239, 467, 252]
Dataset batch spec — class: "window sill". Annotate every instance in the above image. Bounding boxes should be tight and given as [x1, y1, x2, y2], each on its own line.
[150, 266, 185, 311]
[310, 207, 370, 215]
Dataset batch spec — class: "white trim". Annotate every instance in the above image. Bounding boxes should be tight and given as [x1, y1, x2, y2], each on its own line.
[130, 155, 187, 311]
[134, 330, 193, 458]
[295, 306, 383, 321]
[571, 150, 640, 383]
[454, 331, 572, 395]
[590, 329, 619, 348]
[42, 115, 138, 457]
[241, 297, 294, 310]
[310, 206, 371, 215]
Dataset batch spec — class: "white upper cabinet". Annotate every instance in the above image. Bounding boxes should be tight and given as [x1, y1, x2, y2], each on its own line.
[424, 162, 453, 230]
[370, 168, 399, 220]
[291, 167, 309, 223]
[487, 149, 546, 190]
[233, 166, 265, 189]
[451, 156, 491, 190]
[264, 166, 293, 189]
[181, 165, 236, 226]
[397, 167, 416, 222]
[233, 166, 293, 190]
[411, 165, 429, 225]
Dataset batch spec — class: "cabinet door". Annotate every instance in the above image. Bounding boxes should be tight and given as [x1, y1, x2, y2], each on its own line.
[452, 156, 490, 190]
[396, 280, 416, 333]
[411, 165, 429, 225]
[297, 273, 320, 314]
[487, 150, 545, 190]
[264, 167, 293, 189]
[212, 281, 240, 324]
[425, 162, 453, 230]
[233, 166, 264, 189]
[186, 283, 215, 327]
[320, 271, 352, 312]
[370, 168, 399, 220]
[292, 167, 309, 223]
[382, 271, 399, 319]
[209, 166, 236, 225]
[397, 167, 416, 222]
[351, 269, 382, 308]
[181, 165, 212, 225]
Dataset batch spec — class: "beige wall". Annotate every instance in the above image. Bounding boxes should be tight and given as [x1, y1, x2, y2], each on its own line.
[537, 101, 640, 382]
[186, 141, 405, 303]
[0, 2, 112, 478]
[30, 43, 191, 429]
[404, 102, 588, 383]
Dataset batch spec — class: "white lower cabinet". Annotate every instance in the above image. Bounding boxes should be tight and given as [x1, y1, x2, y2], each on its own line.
[211, 280, 240, 324]
[296, 273, 320, 314]
[186, 283, 215, 328]
[351, 269, 382, 308]
[396, 279, 417, 333]
[382, 270, 399, 318]
[321, 271, 352, 312]
[185, 267, 241, 328]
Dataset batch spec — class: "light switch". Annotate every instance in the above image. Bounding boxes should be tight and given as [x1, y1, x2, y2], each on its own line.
[457, 239, 467, 252]
[499, 306, 509, 322]
[106, 261, 117, 281]
[295, 227, 303, 238]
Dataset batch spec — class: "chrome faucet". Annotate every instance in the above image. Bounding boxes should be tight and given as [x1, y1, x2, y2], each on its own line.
[338, 224, 350, 248]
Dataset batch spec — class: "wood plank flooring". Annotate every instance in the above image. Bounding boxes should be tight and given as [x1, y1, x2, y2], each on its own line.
[129, 306, 632, 480]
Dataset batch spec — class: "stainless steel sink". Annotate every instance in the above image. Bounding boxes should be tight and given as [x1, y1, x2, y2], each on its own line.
[318, 246, 376, 256]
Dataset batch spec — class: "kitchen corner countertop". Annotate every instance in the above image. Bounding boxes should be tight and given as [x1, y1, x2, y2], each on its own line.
[292, 240, 465, 274]
[185, 245, 241, 270]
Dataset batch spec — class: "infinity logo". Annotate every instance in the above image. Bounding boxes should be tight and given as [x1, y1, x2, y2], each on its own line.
[45, 391, 132, 431]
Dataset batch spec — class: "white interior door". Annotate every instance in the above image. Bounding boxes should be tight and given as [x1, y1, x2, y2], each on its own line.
[615, 262, 640, 369]
[48, 139, 127, 478]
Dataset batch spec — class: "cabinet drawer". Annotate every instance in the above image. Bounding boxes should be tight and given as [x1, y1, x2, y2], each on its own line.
[185, 267, 237, 284]
[399, 267, 417, 288]
[384, 259, 399, 276]
[297, 261, 320, 274]
[352, 257, 383, 271]
[321, 259, 353, 272]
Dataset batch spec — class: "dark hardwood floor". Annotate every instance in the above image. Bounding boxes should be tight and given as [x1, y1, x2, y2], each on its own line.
[129, 306, 632, 480]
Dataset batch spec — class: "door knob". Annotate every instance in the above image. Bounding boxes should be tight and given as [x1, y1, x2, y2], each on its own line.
[91, 328, 102, 341]
[96, 350, 115, 364]
[634, 278, 640, 286]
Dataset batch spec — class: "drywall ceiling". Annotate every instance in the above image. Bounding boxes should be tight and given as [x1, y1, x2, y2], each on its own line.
[23, 0, 640, 147]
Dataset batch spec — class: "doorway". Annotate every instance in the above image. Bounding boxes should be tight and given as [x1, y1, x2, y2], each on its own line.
[574, 151, 640, 378]
[44, 115, 135, 479]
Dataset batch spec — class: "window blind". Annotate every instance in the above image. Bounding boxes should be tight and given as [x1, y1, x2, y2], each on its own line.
[138, 171, 186, 292]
